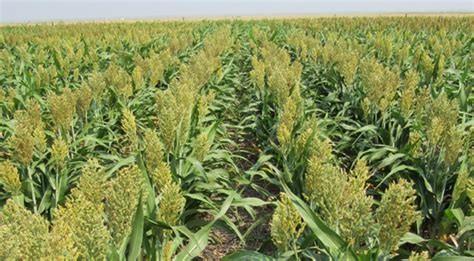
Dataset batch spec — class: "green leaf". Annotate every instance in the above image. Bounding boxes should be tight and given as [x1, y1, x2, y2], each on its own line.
[375, 153, 406, 170]
[376, 165, 419, 188]
[222, 250, 276, 261]
[107, 245, 120, 260]
[174, 223, 213, 260]
[105, 156, 136, 178]
[399, 232, 426, 245]
[457, 216, 474, 238]
[127, 196, 144, 261]
[444, 208, 465, 226]
[175, 192, 236, 260]
[283, 185, 357, 260]
[232, 197, 268, 207]
[432, 257, 474, 261]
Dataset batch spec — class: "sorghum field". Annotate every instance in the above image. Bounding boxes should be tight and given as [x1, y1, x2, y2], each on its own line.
[0, 16, 473, 260]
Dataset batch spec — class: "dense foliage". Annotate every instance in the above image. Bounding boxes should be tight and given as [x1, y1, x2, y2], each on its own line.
[0, 16, 473, 260]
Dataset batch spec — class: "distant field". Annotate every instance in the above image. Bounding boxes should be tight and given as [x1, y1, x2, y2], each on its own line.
[2, 12, 474, 25]
[0, 16, 473, 260]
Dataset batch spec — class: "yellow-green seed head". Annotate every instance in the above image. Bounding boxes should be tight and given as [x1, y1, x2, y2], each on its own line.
[362, 97, 370, 118]
[452, 167, 469, 204]
[9, 120, 34, 166]
[51, 194, 110, 259]
[376, 179, 419, 254]
[87, 71, 106, 100]
[250, 56, 265, 91]
[271, 193, 306, 253]
[48, 88, 76, 130]
[152, 161, 173, 193]
[400, 70, 420, 117]
[360, 58, 400, 112]
[25, 99, 43, 128]
[72, 158, 107, 204]
[105, 164, 146, 246]
[0, 200, 51, 259]
[338, 52, 358, 86]
[132, 65, 145, 90]
[197, 91, 216, 121]
[143, 128, 165, 174]
[193, 132, 211, 162]
[0, 160, 22, 195]
[304, 154, 374, 250]
[427, 117, 444, 146]
[50, 159, 110, 259]
[157, 181, 185, 227]
[51, 138, 69, 166]
[6, 88, 16, 111]
[121, 108, 138, 153]
[75, 84, 93, 117]
[409, 130, 423, 158]
[444, 126, 463, 166]
[408, 251, 430, 261]
[162, 241, 174, 261]
[32, 124, 47, 152]
[277, 86, 303, 149]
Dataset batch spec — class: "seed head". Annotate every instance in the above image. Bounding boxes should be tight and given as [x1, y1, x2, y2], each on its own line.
[72, 158, 107, 204]
[162, 241, 174, 261]
[0, 200, 50, 259]
[420, 52, 434, 80]
[360, 58, 400, 112]
[250, 56, 265, 91]
[50, 159, 110, 258]
[51, 138, 68, 167]
[87, 71, 106, 100]
[408, 251, 430, 261]
[157, 181, 185, 227]
[0, 160, 22, 195]
[147, 52, 167, 86]
[452, 167, 469, 203]
[48, 88, 76, 130]
[5, 88, 16, 111]
[143, 128, 164, 174]
[9, 120, 34, 166]
[409, 130, 423, 158]
[361, 97, 370, 118]
[295, 120, 316, 157]
[308, 138, 334, 163]
[51, 195, 110, 259]
[132, 65, 145, 90]
[152, 161, 173, 193]
[400, 70, 420, 117]
[105, 164, 146, 246]
[376, 179, 419, 254]
[197, 91, 215, 121]
[75, 84, 93, 117]
[338, 52, 358, 86]
[436, 54, 445, 81]
[155, 81, 194, 151]
[271, 193, 306, 253]
[0, 89, 4, 104]
[193, 132, 211, 162]
[444, 126, 463, 166]
[25, 99, 42, 128]
[121, 108, 138, 153]
[427, 117, 444, 146]
[277, 86, 303, 149]
[32, 124, 47, 153]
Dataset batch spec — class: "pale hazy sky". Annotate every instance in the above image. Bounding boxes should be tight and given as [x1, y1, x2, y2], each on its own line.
[1, 0, 473, 23]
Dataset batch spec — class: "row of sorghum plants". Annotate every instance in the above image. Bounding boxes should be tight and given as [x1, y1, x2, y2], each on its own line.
[1, 17, 473, 260]
[0, 22, 209, 259]
[250, 18, 472, 259]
